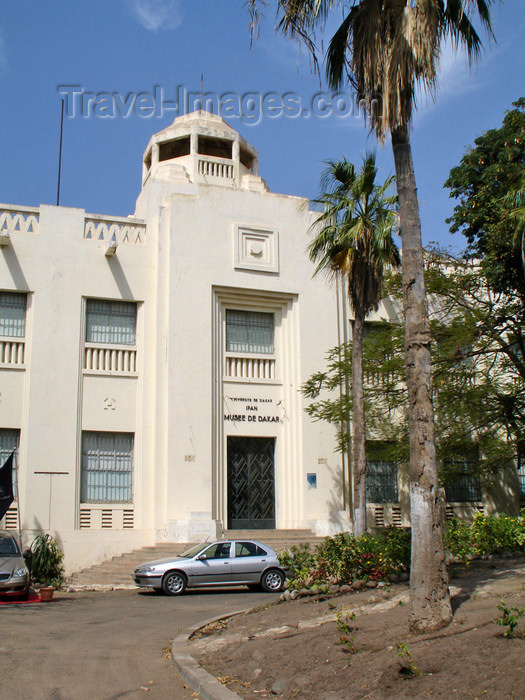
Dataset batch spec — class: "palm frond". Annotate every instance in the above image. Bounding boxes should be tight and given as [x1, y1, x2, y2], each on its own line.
[308, 153, 400, 317]
[323, 0, 497, 137]
[326, 9, 356, 91]
[245, 0, 267, 43]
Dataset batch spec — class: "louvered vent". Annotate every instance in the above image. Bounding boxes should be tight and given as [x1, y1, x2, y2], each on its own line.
[4, 507, 18, 530]
[79, 509, 92, 529]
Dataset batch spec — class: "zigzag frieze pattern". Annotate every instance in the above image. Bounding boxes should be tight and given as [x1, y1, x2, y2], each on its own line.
[84, 218, 146, 245]
[0, 210, 39, 235]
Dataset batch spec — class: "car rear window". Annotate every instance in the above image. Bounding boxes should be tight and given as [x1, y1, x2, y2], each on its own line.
[0, 534, 19, 556]
[235, 542, 267, 557]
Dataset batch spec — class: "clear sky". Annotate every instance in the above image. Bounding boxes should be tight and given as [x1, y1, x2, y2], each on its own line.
[1, 1, 523, 251]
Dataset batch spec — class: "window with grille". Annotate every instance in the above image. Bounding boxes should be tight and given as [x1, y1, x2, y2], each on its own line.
[226, 310, 274, 354]
[85, 299, 136, 345]
[0, 292, 26, 338]
[444, 458, 482, 502]
[81, 432, 133, 503]
[518, 465, 525, 501]
[518, 445, 525, 501]
[0, 429, 19, 498]
[366, 461, 398, 503]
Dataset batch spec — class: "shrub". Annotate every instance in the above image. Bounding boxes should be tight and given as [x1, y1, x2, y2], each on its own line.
[281, 527, 411, 590]
[278, 543, 316, 588]
[444, 512, 525, 561]
[25, 533, 64, 588]
[444, 517, 472, 562]
[496, 599, 525, 638]
[470, 514, 520, 554]
[282, 513, 524, 592]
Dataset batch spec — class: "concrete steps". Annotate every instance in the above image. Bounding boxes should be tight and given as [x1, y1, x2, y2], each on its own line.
[222, 529, 325, 551]
[67, 543, 194, 588]
[66, 530, 325, 588]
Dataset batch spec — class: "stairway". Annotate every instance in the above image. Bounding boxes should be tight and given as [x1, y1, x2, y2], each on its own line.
[67, 543, 193, 589]
[66, 530, 325, 589]
[222, 529, 325, 551]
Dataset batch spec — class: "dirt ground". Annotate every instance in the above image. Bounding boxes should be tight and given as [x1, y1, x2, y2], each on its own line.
[192, 558, 525, 699]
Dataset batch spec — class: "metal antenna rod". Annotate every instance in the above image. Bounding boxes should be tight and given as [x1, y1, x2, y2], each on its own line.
[56, 99, 64, 206]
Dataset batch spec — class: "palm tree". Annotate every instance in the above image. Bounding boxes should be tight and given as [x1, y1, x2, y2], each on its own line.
[248, 0, 497, 633]
[309, 154, 399, 537]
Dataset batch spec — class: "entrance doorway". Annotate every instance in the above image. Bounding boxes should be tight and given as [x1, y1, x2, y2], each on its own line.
[227, 436, 275, 529]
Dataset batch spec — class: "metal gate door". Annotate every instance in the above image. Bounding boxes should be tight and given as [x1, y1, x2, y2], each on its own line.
[227, 436, 275, 529]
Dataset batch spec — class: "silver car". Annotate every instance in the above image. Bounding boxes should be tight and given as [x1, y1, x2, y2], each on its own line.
[133, 539, 286, 595]
[0, 530, 30, 600]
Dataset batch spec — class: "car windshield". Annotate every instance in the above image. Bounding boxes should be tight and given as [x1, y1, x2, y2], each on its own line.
[180, 542, 209, 558]
[0, 534, 20, 557]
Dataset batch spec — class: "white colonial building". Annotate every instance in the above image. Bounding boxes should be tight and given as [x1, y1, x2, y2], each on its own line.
[0, 112, 359, 572]
[1, 112, 522, 573]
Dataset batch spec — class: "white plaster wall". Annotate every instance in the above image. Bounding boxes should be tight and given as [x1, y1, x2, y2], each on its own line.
[0, 202, 157, 564]
[0, 371, 25, 426]
[82, 376, 137, 431]
[0, 114, 354, 571]
[145, 179, 344, 535]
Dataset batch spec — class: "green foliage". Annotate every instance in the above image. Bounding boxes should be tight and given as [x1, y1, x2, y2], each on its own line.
[426, 250, 525, 457]
[496, 599, 525, 638]
[25, 533, 64, 588]
[282, 527, 411, 590]
[308, 154, 399, 320]
[335, 609, 359, 653]
[303, 250, 525, 481]
[444, 513, 525, 562]
[395, 643, 422, 677]
[283, 515, 524, 591]
[445, 98, 525, 300]
[301, 324, 408, 462]
[443, 517, 472, 562]
[469, 513, 523, 555]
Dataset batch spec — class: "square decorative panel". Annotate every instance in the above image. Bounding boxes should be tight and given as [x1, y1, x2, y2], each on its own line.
[234, 226, 279, 274]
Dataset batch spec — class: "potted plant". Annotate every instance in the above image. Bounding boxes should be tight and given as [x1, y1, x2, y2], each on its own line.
[25, 534, 64, 601]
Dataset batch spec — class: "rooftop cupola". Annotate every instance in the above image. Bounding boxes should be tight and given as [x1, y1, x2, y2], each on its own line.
[141, 111, 267, 192]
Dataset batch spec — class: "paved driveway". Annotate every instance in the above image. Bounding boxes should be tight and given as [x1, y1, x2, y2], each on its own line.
[1, 587, 275, 699]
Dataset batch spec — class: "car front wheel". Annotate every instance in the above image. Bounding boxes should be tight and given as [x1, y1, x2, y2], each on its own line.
[162, 571, 187, 596]
[261, 569, 285, 592]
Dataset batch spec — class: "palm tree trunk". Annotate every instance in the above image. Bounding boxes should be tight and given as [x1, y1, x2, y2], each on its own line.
[391, 124, 452, 633]
[352, 310, 367, 536]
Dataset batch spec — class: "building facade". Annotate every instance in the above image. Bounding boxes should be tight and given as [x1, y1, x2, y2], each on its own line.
[0, 112, 355, 571]
[1, 112, 522, 573]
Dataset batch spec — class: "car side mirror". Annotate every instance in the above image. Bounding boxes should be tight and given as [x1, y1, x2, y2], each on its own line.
[197, 554, 207, 560]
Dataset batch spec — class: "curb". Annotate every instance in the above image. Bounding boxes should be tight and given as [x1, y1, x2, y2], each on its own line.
[65, 584, 137, 592]
[171, 609, 254, 700]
